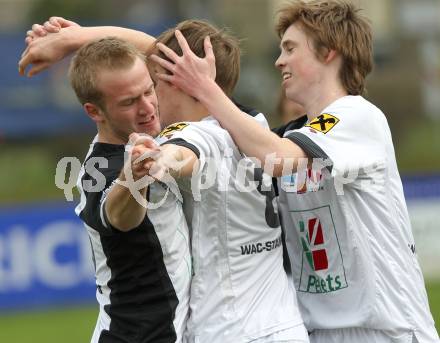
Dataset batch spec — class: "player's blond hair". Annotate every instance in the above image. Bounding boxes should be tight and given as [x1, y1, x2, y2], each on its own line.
[276, 0, 373, 95]
[68, 37, 146, 109]
[150, 19, 241, 97]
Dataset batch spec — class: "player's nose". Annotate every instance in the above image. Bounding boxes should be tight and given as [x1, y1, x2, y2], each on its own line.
[138, 96, 155, 116]
[275, 54, 285, 70]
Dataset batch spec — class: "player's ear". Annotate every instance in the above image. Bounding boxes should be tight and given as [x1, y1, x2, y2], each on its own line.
[84, 102, 105, 123]
[323, 48, 338, 64]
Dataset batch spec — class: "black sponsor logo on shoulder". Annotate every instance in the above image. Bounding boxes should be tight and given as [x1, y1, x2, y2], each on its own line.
[159, 122, 189, 138]
[306, 113, 339, 134]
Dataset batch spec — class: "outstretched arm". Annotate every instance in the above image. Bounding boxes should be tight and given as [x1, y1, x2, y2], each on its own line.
[139, 143, 199, 181]
[149, 30, 307, 177]
[105, 134, 157, 232]
[105, 133, 198, 231]
[19, 17, 156, 77]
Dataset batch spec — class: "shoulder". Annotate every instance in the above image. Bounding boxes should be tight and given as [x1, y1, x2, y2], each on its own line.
[272, 116, 307, 137]
[157, 122, 191, 141]
[305, 96, 384, 136]
[159, 119, 224, 139]
[83, 142, 125, 178]
[76, 143, 125, 208]
[233, 100, 269, 128]
[326, 95, 384, 120]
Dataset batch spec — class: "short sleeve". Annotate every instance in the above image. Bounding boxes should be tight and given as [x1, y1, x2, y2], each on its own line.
[284, 98, 387, 176]
[76, 149, 125, 235]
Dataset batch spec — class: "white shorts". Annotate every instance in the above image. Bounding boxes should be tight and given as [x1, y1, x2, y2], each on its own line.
[251, 323, 310, 343]
[309, 327, 417, 343]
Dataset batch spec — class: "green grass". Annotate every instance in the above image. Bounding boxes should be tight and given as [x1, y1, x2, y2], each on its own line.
[0, 146, 62, 204]
[0, 305, 98, 343]
[0, 136, 92, 205]
[428, 281, 440, 333]
[395, 119, 440, 173]
[0, 282, 438, 342]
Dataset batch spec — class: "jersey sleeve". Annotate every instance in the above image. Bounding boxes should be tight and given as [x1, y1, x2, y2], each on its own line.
[76, 152, 125, 235]
[284, 104, 387, 176]
[234, 101, 270, 129]
[271, 116, 307, 137]
[158, 121, 228, 194]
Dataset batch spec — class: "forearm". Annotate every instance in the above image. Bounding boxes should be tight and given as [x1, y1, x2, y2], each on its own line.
[19, 25, 156, 77]
[197, 80, 306, 176]
[157, 144, 198, 179]
[63, 25, 155, 54]
[105, 179, 147, 232]
[151, 30, 307, 175]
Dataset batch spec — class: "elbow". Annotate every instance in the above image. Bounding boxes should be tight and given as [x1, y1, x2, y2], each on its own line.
[105, 206, 142, 232]
[108, 215, 141, 232]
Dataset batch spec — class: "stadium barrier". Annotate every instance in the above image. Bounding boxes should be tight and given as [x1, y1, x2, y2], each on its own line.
[0, 203, 95, 311]
[404, 175, 440, 280]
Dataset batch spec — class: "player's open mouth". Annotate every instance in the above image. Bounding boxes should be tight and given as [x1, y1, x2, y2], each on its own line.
[139, 117, 156, 126]
[282, 72, 292, 81]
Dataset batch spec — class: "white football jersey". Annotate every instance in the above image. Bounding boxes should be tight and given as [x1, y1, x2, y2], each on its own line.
[279, 95, 439, 342]
[158, 114, 304, 343]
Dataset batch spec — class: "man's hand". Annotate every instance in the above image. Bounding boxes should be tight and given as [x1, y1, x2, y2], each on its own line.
[19, 19, 156, 77]
[126, 133, 160, 185]
[149, 30, 216, 100]
[19, 17, 80, 77]
[132, 143, 172, 182]
[25, 17, 80, 45]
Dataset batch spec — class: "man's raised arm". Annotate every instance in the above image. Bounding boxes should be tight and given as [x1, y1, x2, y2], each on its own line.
[149, 30, 307, 177]
[19, 17, 156, 77]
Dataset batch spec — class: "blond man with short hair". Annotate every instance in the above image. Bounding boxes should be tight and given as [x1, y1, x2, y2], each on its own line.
[22, 34, 192, 343]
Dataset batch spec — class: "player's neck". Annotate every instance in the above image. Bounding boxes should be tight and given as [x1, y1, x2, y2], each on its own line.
[176, 100, 209, 122]
[96, 126, 126, 145]
[304, 83, 348, 121]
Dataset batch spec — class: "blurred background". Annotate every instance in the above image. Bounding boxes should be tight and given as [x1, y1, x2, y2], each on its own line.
[0, 0, 439, 341]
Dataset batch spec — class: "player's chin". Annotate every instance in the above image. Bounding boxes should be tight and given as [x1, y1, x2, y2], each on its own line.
[285, 87, 300, 102]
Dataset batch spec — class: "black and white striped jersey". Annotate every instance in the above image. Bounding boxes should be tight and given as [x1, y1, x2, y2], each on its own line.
[75, 137, 191, 343]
